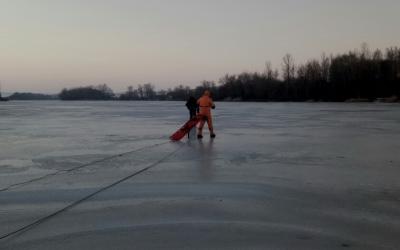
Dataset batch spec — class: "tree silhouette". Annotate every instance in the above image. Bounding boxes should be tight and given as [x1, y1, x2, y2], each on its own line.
[59, 45, 400, 102]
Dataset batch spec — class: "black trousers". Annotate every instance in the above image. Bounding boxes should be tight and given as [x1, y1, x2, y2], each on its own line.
[189, 109, 197, 119]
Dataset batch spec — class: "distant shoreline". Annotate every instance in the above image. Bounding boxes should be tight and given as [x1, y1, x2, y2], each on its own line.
[3, 97, 400, 103]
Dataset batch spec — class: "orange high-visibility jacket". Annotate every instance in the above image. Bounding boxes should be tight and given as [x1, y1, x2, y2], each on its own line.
[197, 95, 215, 116]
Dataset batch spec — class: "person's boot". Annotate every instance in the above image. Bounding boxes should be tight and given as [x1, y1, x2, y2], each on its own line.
[197, 134, 203, 139]
[210, 130, 216, 138]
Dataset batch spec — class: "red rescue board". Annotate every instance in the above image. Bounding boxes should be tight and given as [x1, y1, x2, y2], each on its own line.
[170, 115, 202, 141]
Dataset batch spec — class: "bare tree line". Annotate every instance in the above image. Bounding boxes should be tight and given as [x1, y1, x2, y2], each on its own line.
[59, 44, 400, 102]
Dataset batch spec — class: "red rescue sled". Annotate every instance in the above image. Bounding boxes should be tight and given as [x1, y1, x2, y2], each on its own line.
[170, 115, 203, 141]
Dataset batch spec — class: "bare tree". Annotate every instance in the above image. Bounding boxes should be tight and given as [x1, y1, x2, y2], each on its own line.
[137, 84, 144, 99]
[143, 83, 156, 100]
[320, 53, 330, 82]
[127, 86, 134, 94]
[360, 42, 371, 59]
[373, 49, 383, 61]
[265, 61, 274, 80]
[273, 69, 279, 80]
[282, 54, 295, 83]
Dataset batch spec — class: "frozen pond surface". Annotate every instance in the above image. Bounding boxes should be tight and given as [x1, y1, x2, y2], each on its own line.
[1, 101, 400, 249]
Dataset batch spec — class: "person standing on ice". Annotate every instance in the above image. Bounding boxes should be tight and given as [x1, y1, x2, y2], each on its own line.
[185, 96, 198, 119]
[197, 90, 216, 139]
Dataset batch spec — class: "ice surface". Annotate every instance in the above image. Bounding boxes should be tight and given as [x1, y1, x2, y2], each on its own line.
[0, 101, 400, 249]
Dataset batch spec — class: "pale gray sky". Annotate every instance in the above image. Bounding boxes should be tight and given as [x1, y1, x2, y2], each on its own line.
[1, 0, 399, 93]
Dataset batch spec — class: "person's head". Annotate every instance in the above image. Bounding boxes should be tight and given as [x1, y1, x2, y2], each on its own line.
[203, 90, 211, 97]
